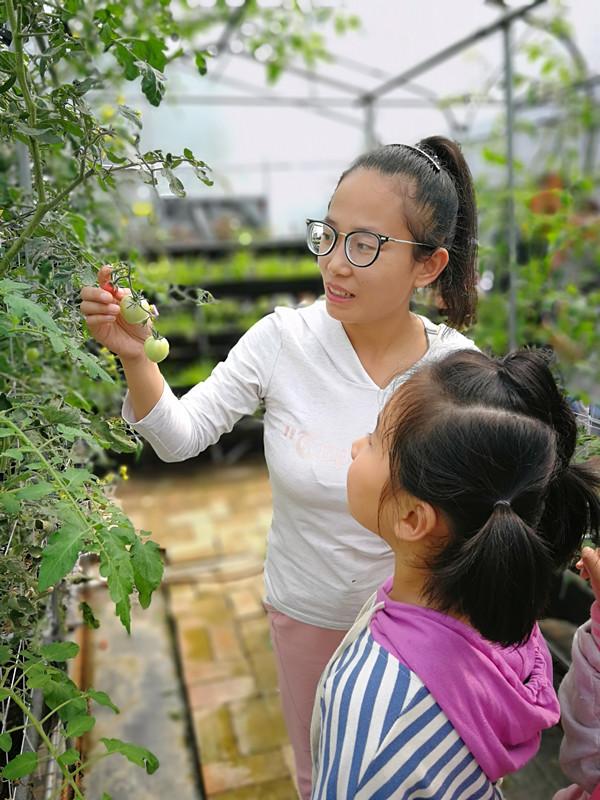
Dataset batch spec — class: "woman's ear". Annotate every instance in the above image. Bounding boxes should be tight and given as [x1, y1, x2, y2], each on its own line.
[414, 248, 449, 289]
[393, 499, 440, 544]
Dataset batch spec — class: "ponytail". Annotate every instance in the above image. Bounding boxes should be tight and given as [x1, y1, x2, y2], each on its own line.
[418, 136, 478, 329]
[430, 347, 600, 563]
[338, 135, 478, 330]
[427, 503, 553, 646]
[541, 461, 600, 565]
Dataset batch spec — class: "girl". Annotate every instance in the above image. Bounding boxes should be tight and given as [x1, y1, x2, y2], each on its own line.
[80, 137, 479, 798]
[554, 545, 600, 800]
[311, 349, 600, 799]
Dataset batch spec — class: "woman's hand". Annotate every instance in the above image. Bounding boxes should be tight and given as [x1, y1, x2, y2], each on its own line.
[79, 265, 151, 361]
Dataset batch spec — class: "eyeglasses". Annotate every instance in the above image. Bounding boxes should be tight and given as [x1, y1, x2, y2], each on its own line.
[305, 218, 435, 268]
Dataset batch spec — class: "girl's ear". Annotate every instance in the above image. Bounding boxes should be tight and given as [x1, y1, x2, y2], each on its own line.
[413, 247, 449, 289]
[393, 499, 440, 544]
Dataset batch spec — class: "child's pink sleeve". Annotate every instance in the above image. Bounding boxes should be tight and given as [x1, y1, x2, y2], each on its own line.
[590, 601, 600, 646]
[558, 602, 600, 794]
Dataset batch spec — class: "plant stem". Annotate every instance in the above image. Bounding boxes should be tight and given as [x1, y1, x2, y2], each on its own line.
[0, 205, 46, 275]
[7, 689, 86, 800]
[5, 0, 46, 206]
[0, 414, 115, 575]
[0, 416, 95, 532]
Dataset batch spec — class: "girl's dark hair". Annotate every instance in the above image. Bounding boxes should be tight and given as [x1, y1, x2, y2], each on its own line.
[339, 136, 478, 329]
[382, 349, 600, 647]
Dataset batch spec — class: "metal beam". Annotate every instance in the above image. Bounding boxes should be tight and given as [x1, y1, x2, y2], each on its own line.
[360, 0, 548, 102]
[503, 19, 518, 352]
[156, 94, 472, 108]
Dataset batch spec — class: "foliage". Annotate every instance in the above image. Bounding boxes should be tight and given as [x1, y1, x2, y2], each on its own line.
[137, 251, 320, 286]
[463, 2, 599, 408]
[0, 0, 356, 794]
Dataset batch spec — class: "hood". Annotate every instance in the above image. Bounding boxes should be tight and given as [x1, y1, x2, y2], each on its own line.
[370, 578, 560, 782]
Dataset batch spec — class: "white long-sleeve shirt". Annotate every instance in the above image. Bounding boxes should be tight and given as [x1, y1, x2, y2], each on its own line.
[122, 299, 477, 628]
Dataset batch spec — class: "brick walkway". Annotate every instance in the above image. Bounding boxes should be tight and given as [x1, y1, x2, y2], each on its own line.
[115, 459, 299, 800]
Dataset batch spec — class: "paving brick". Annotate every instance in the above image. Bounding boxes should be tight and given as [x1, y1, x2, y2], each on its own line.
[239, 616, 272, 654]
[194, 705, 238, 763]
[176, 594, 232, 627]
[249, 649, 280, 692]
[167, 583, 198, 614]
[165, 537, 221, 562]
[230, 589, 263, 619]
[202, 749, 290, 794]
[208, 623, 244, 662]
[209, 777, 297, 800]
[219, 525, 266, 556]
[231, 694, 288, 755]
[187, 676, 256, 710]
[184, 657, 251, 684]
[178, 625, 213, 662]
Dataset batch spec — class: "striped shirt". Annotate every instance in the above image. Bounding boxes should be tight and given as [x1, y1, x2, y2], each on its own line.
[311, 625, 503, 799]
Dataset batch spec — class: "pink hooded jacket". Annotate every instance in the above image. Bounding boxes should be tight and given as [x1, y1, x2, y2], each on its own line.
[370, 578, 560, 782]
[552, 602, 600, 800]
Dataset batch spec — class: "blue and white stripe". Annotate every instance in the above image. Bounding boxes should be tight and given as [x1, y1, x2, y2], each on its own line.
[311, 627, 502, 799]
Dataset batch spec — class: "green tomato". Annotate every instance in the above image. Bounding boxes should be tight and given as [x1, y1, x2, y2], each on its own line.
[25, 347, 41, 364]
[144, 335, 170, 363]
[120, 295, 151, 325]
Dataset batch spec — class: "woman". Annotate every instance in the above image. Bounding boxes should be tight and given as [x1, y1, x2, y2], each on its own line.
[80, 136, 479, 798]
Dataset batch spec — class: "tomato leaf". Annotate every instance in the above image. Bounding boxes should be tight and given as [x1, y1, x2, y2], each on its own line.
[1, 751, 38, 780]
[3, 294, 66, 354]
[16, 482, 55, 501]
[38, 520, 87, 591]
[40, 641, 80, 662]
[131, 538, 163, 608]
[140, 65, 165, 107]
[101, 738, 159, 774]
[0, 492, 20, 514]
[88, 688, 119, 714]
[58, 748, 80, 767]
[99, 529, 135, 633]
[80, 601, 101, 630]
[66, 714, 95, 737]
[118, 104, 142, 129]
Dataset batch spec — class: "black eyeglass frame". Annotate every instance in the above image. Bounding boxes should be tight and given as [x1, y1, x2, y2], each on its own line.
[305, 218, 437, 268]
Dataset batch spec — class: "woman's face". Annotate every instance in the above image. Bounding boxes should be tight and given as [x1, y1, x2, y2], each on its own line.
[319, 168, 430, 326]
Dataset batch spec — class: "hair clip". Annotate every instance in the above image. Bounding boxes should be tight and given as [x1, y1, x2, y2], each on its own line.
[402, 144, 441, 173]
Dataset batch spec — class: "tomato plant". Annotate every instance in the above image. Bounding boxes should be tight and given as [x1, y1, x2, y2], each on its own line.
[0, 0, 360, 794]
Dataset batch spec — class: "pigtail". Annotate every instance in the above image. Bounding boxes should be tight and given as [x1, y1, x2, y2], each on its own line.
[428, 503, 553, 647]
[541, 461, 600, 565]
[418, 136, 478, 329]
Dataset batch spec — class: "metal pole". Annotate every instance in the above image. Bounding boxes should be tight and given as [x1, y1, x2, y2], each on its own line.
[503, 20, 518, 352]
[363, 99, 377, 150]
[360, 0, 548, 103]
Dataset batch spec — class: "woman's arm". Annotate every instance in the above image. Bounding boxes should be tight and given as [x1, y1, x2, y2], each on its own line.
[120, 354, 164, 421]
[122, 312, 283, 462]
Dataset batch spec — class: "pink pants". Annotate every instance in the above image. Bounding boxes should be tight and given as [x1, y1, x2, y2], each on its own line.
[266, 605, 347, 800]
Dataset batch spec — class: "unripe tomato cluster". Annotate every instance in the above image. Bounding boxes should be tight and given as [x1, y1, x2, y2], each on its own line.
[104, 280, 170, 363]
[120, 295, 153, 325]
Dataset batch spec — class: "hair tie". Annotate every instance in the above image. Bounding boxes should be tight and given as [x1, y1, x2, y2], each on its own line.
[402, 144, 441, 173]
[494, 499, 512, 509]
